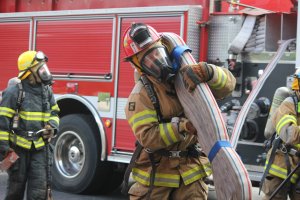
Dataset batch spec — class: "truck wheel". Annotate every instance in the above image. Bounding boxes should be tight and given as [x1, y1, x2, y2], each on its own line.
[51, 114, 112, 194]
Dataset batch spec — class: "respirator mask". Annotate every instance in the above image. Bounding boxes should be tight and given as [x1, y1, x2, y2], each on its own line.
[138, 43, 175, 83]
[30, 51, 53, 85]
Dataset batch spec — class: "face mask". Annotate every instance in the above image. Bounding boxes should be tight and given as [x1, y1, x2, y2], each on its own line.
[139, 45, 174, 83]
[31, 63, 53, 85]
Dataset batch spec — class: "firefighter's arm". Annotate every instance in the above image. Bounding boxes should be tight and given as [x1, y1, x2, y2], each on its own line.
[43, 92, 60, 140]
[125, 90, 191, 151]
[207, 65, 236, 99]
[48, 92, 60, 129]
[180, 63, 236, 99]
[0, 89, 18, 159]
[272, 97, 300, 146]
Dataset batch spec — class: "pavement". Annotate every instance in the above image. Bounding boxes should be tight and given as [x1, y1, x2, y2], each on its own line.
[0, 171, 263, 199]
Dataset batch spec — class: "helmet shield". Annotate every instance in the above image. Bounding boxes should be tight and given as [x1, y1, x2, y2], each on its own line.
[139, 45, 174, 82]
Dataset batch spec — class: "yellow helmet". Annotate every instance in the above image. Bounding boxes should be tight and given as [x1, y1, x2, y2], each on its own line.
[17, 50, 43, 80]
[292, 68, 300, 91]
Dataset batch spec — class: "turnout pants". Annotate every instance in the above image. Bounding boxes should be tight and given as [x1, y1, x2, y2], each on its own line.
[262, 175, 300, 200]
[129, 178, 208, 200]
[5, 146, 48, 200]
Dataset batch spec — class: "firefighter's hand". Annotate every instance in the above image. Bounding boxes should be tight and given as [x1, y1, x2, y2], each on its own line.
[42, 124, 54, 141]
[180, 62, 213, 92]
[179, 117, 197, 135]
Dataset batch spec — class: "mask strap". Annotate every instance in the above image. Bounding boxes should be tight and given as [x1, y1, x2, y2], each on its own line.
[129, 56, 143, 72]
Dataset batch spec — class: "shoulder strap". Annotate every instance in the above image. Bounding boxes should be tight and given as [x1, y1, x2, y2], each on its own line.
[292, 93, 299, 116]
[16, 82, 25, 112]
[138, 75, 163, 199]
[259, 137, 282, 194]
[121, 142, 143, 196]
[11, 82, 25, 143]
[122, 75, 164, 196]
[140, 74, 163, 122]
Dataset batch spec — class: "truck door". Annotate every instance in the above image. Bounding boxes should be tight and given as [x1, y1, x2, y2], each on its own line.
[0, 19, 31, 89]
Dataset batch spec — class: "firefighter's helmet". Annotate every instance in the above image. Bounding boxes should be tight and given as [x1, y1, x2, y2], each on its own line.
[123, 23, 161, 61]
[18, 50, 48, 80]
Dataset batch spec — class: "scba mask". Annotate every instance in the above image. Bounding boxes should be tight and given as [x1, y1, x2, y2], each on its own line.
[34, 63, 53, 85]
[123, 23, 175, 83]
[138, 43, 175, 83]
[30, 52, 53, 85]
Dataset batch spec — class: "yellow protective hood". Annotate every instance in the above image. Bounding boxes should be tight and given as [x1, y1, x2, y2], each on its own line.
[292, 77, 300, 91]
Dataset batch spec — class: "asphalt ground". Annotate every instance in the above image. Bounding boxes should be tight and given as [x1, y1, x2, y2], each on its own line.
[0, 171, 263, 199]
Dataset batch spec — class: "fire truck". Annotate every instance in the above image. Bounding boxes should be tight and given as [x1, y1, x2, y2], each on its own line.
[0, 0, 298, 194]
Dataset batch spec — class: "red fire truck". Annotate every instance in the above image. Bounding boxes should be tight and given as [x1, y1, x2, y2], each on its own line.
[0, 0, 297, 194]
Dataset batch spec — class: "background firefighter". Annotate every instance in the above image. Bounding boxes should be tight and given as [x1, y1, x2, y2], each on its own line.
[122, 23, 236, 199]
[0, 50, 60, 200]
[261, 69, 300, 200]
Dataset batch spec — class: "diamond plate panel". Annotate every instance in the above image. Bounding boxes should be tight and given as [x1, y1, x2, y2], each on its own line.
[186, 6, 202, 61]
[208, 15, 244, 63]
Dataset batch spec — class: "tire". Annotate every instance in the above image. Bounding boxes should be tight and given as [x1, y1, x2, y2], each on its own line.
[51, 114, 112, 194]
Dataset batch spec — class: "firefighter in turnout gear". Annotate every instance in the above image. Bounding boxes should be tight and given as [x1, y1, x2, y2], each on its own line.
[0, 50, 60, 200]
[261, 69, 300, 200]
[122, 23, 236, 199]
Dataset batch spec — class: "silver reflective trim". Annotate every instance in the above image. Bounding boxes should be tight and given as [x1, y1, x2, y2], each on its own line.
[52, 73, 112, 81]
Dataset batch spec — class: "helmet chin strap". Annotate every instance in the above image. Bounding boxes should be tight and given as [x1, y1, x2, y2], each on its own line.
[129, 56, 144, 73]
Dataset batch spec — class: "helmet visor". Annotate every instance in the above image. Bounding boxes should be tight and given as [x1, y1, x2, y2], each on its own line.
[140, 46, 172, 79]
[31, 51, 48, 65]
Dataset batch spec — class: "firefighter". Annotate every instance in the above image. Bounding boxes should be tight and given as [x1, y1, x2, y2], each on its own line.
[261, 69, 300, 200]
[0, 50, 60, 200]
[122, 23, 236, 199]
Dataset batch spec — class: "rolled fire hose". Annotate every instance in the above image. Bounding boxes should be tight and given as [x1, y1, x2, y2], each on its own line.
[230, 39, 296, 148]
[161, 32, 252, 200]
[228, 15, 257, 55]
